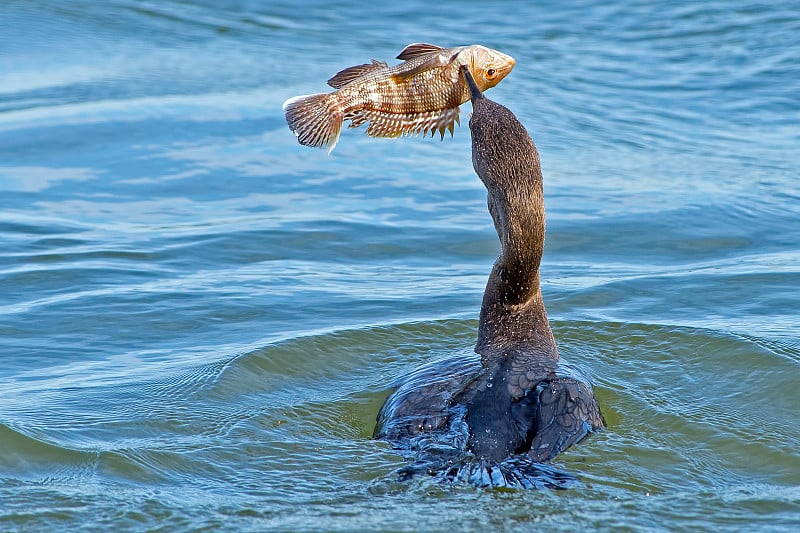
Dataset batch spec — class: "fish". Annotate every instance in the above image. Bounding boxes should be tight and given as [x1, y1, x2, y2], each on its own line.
[282, 43, 515, 153]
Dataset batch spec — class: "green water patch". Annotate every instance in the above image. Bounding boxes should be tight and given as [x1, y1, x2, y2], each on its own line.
[0, 423, 98, 484]
[555, 320, 800, 493]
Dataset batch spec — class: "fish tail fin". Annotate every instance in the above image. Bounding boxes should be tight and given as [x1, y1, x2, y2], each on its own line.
[282, 93, 343, 153]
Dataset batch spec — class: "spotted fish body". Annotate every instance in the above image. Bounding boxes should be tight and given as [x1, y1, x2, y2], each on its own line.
[282, 43, 515, 152]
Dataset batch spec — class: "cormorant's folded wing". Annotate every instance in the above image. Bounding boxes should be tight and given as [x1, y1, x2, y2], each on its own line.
[512, 377, 605, 463]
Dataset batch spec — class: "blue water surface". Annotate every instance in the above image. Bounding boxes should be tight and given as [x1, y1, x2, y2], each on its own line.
[1, 1, 799, 531]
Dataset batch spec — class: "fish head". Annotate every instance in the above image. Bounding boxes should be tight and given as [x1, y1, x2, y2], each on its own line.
[464, 45, 515, 91]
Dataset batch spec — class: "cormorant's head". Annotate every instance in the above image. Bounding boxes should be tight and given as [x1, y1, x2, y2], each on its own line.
[461, 64, 486, 103]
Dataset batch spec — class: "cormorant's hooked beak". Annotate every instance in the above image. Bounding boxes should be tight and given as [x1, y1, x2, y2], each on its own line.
[460, 65, 485, 102]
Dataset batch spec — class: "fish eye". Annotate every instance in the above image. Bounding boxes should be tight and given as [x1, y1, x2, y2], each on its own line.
[486, 68, 497, 78]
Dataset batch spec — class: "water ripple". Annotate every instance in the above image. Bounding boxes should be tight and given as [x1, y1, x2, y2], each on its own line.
[2, 0, 799, 530]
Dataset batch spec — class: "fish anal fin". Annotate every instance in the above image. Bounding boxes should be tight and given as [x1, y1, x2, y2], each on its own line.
[396, 42, 445, 60]
[362, 106, 461, 140]
[327, 59, 388, 88]
[345, 110, 367, 129]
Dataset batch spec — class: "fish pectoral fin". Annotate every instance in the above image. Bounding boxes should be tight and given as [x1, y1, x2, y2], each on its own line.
[391, 51, 459, 81]
[396, 42, 445, 60]
[327, 59, 388, 88]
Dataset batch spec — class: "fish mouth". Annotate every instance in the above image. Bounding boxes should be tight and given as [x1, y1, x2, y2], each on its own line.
[497, 51, 516, 76]
[482, 48, 515, 89]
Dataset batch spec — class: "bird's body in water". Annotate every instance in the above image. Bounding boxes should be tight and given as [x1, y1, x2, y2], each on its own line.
[282, 43, 515, 152]
[374, 67, 604, 489]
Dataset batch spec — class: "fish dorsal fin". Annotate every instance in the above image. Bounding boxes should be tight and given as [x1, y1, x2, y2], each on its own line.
[396, 43, 445, 60]
[327, 59, 388, 88]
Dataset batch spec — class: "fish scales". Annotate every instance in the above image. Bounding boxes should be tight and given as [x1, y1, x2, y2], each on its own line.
[355, 59, 463, 114]
[283, 43, 515, 152]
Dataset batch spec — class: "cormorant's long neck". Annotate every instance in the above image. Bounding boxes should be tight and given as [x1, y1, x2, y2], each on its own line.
[459, 65, 557, 362]
[475, 156, 557, 361]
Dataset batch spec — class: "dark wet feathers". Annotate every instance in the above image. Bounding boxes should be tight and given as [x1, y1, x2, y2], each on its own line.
[514, 377, 604, 462]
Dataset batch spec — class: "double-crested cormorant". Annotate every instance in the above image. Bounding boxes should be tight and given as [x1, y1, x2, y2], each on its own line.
[374, 66, 604, 489]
